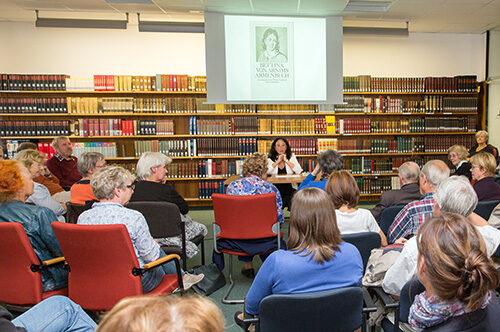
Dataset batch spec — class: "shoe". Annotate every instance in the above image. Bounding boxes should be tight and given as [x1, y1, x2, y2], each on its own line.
[182, 273, 204, 291]
[241, 268, 255, 278]
[234, 311, 250, 331]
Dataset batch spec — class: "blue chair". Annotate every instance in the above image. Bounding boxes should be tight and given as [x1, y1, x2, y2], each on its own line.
[245, 287, 364, 332]
[473, 200, 500, 220]
[379, 205, 405, 237]
[342, 232, 381, 273]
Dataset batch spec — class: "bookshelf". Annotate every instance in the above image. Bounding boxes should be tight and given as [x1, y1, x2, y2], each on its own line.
[0, 75, 485, 205]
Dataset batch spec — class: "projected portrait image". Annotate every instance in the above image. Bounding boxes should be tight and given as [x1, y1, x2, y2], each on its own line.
[256, 27, 288, 63]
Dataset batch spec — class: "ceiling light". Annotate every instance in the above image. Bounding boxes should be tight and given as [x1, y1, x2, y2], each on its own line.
[344, 1, 393, 13]
[137, 13, 204, 33]
[35, 10, 128, 29]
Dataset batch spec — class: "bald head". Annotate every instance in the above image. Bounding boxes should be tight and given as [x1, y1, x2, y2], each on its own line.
[398, 161, 420, 185]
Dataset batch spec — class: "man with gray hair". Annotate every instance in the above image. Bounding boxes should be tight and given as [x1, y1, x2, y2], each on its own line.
[382, 176, 500, 295]
[387, 160, 450, 243]
[46, 136, 81, 189]
[370, 161, 421, 221]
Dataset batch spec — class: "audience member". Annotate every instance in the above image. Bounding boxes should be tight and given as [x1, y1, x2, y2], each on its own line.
[326, 170, 387, 246]
[267, 137, 303, 209]
[96, 295, 224, 332]
[16, 142, 68, 201]
[487, 203, 500, 229]
[0, 295, 96, 332]
[297, 149, 343, 191]
[470, 152, 500, 201]
[468, 130, 498, 160]
[130, 152, 207, 259]
[234, 188, 363, 327]
[0, 160, 67, 291]
[448, 144, 472, 180]
[69, 152, 105, 205]
[216, 152, 285, 277]
[77, 166, 203, 293]
[14, 149, 66, 221]
[382, 176, 500, 296]
[370, 161, 421, 221]
[409, 213, 500, 330]
[46, 136, 82, 189]
[387, 160, 450, 243]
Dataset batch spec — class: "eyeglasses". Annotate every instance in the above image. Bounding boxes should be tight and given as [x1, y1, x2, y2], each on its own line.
[126, 184, 135, 190]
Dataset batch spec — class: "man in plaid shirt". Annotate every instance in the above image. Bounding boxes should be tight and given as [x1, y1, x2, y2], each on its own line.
[387, 160, 450, 243]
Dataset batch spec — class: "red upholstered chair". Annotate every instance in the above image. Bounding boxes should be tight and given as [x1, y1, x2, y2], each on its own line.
[212, 192, 281, 304]
[0, 222, 67, 309]
[51, 221, 183, 311]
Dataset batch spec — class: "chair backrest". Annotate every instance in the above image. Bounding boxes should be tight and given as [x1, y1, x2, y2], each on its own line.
[342, 232, 381, 273]
[473, 200, 500, 220]
[212, 193, 278, 240]
[51, 221, 143, 311]
[0, 222, 44, 305]
[126, 201, 181, 238]
[379, 205, 405, 237]
[259, 287, 363, 332]
[66, 202, 88, 224]
[399, 278, 426, 323]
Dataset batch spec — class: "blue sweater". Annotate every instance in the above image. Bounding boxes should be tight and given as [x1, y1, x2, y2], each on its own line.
[244, 241, 363, 315]
[297, 173, 327, 191]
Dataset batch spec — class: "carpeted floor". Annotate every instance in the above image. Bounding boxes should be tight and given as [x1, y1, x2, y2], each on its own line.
[186, 202, 376, 331]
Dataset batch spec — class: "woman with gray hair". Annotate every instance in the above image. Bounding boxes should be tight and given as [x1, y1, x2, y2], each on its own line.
[77, 166, 203, 292]
[130, 152, 207, 259]
[469, 130, 498, 162]
[297, 150, 343, 191]
[70, 152, 106, 205]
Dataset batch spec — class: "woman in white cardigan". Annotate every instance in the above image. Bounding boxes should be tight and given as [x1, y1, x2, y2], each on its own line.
[267, 137, 303, 209]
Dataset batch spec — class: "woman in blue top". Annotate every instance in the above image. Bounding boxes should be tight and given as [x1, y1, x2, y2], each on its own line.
[298, 149, 344, 191]
[235, 187, 363, 326]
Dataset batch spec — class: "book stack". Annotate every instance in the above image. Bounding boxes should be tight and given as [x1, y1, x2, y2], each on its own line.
[337, 138, 370, 153]
[232, 117, 258, 134]
[166, 161, 198, 178]
[134, 139, 196, 157]
[196, 138, 256, 156]
[424, 136, 474, 152]
[0, 97, 67, 114]
[0, 74, 67, 91]
[0, 121, 69, 136]
[288, 138, 317, 155]
[197, 159, 239, 177]
[442, 97, 478, 112]
[75, 119, 174, 136]
[336, 118, 371, 134]
[198, 180, 225, 199]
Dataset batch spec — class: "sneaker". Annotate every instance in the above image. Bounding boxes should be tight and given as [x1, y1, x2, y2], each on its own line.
[182, 273, 204, 291]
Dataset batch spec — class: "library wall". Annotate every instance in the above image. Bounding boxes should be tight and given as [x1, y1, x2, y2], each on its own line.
[487, 30, 500, 148]
[0, 21, 486, 80]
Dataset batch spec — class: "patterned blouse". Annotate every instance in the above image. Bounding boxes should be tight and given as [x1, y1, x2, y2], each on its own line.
[226, 175, 284, 223]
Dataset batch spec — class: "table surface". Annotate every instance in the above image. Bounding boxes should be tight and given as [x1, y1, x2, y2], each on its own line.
[223, 174, 308, 186]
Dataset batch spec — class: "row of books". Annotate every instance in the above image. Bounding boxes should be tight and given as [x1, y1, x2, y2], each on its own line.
[343, 75, 477, 92]
[1, 74, 67, 91]
[0, 97, 68, 113]
[134, 139, 196, 157]
[0, 121, 70, 137]
[166, 159, 243, 178]
[346, 158, 404, 174]
[71, 142, 118, 158]
[198, 180, 226, 199]
[356, 177, 394, 194]
[67, 75, 207, 92]
[74, 119, 174, 136]
[197, 138, 257, 156]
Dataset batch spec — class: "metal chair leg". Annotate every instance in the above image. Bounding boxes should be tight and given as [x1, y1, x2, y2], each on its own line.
[200, 239, 206, 266]
[221, 255, 244, 304]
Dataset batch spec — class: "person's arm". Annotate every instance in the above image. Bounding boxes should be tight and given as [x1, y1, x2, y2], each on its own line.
[476, 224, 500, 256]
[37, 208, 64, 258]
[244, 253, 277, 315]
[382, 238, 418, 296]
[27, 184, 66, 216]
[131, 213, 161, 264]
[161, 184, 189, 215]
[468, 212, 489, 227]
[286, 154, 303, 174]
[268, 157, 281, 174]
[297, 173, 316, 191]
[379, 231, 388, 247]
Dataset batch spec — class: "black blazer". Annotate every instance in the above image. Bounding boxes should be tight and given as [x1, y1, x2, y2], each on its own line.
[454, 162, 472, 181]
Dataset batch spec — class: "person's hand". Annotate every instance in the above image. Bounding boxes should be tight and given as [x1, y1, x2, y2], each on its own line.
[41, 166, 52, 177]
[311, 164, 321, 176]
[394, 238, 408, 244]
[277, 154, 285, 162]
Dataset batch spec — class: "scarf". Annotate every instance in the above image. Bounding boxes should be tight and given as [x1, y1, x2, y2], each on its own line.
[409, 290, 492, 330]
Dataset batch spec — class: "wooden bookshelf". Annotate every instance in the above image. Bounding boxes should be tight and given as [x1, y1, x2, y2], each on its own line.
[1, 77, 485, 206]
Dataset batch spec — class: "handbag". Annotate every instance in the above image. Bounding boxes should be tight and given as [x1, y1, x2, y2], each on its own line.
[187, 263, 226, 296]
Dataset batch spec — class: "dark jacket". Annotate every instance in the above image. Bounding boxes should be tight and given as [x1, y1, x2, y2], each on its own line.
[130, 180, 189, 215]
[473, 177, 500, 202]
[370, 182, 421, 221]
[454, 161, 472, 181]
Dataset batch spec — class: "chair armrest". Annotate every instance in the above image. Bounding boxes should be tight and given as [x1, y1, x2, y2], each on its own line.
[143, 254, 181, 270]
[42, 256, 65, 266]
[362, 287, 377, 313]
[371, 287, 400, 309]
[132, 254, 184, 291]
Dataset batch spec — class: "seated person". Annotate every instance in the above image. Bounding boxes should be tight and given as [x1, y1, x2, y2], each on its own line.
[216, 152, 285, 278]
[267, 137, 303, 209]
[77, 166, 203, 293]
[297, 149, 343, 191]
[409, 212, 500, 330]
[130, 152, 207, 259]
[1, 295, 96, 332]
[448, 144, 472, 180]
[234, 188, 363, 325]
[70, 152, 105, 205]
[96, 295, 224, 332]
[0, 160, 67, 291]
[382, 176, 500, 296]
[470, 152, 500, 201]
[370, 161, 421, 221]
[468, 130, 498, 160]
[45, 136, 82, 189]
[326, 170, 387, 246]
[388, 160, 450, 243]
[16, 141, 69, 202]
[14, 149, 66, 221]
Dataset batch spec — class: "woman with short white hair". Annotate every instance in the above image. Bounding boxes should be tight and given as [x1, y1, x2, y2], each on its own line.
[469, 130, 498, 162]
[130, 152, 207, 259]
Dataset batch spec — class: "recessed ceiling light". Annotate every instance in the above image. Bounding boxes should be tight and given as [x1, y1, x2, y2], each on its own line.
[344, 1, 393, 13]
[105, 0, 153, 4]
[189, 10, 203, 14]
